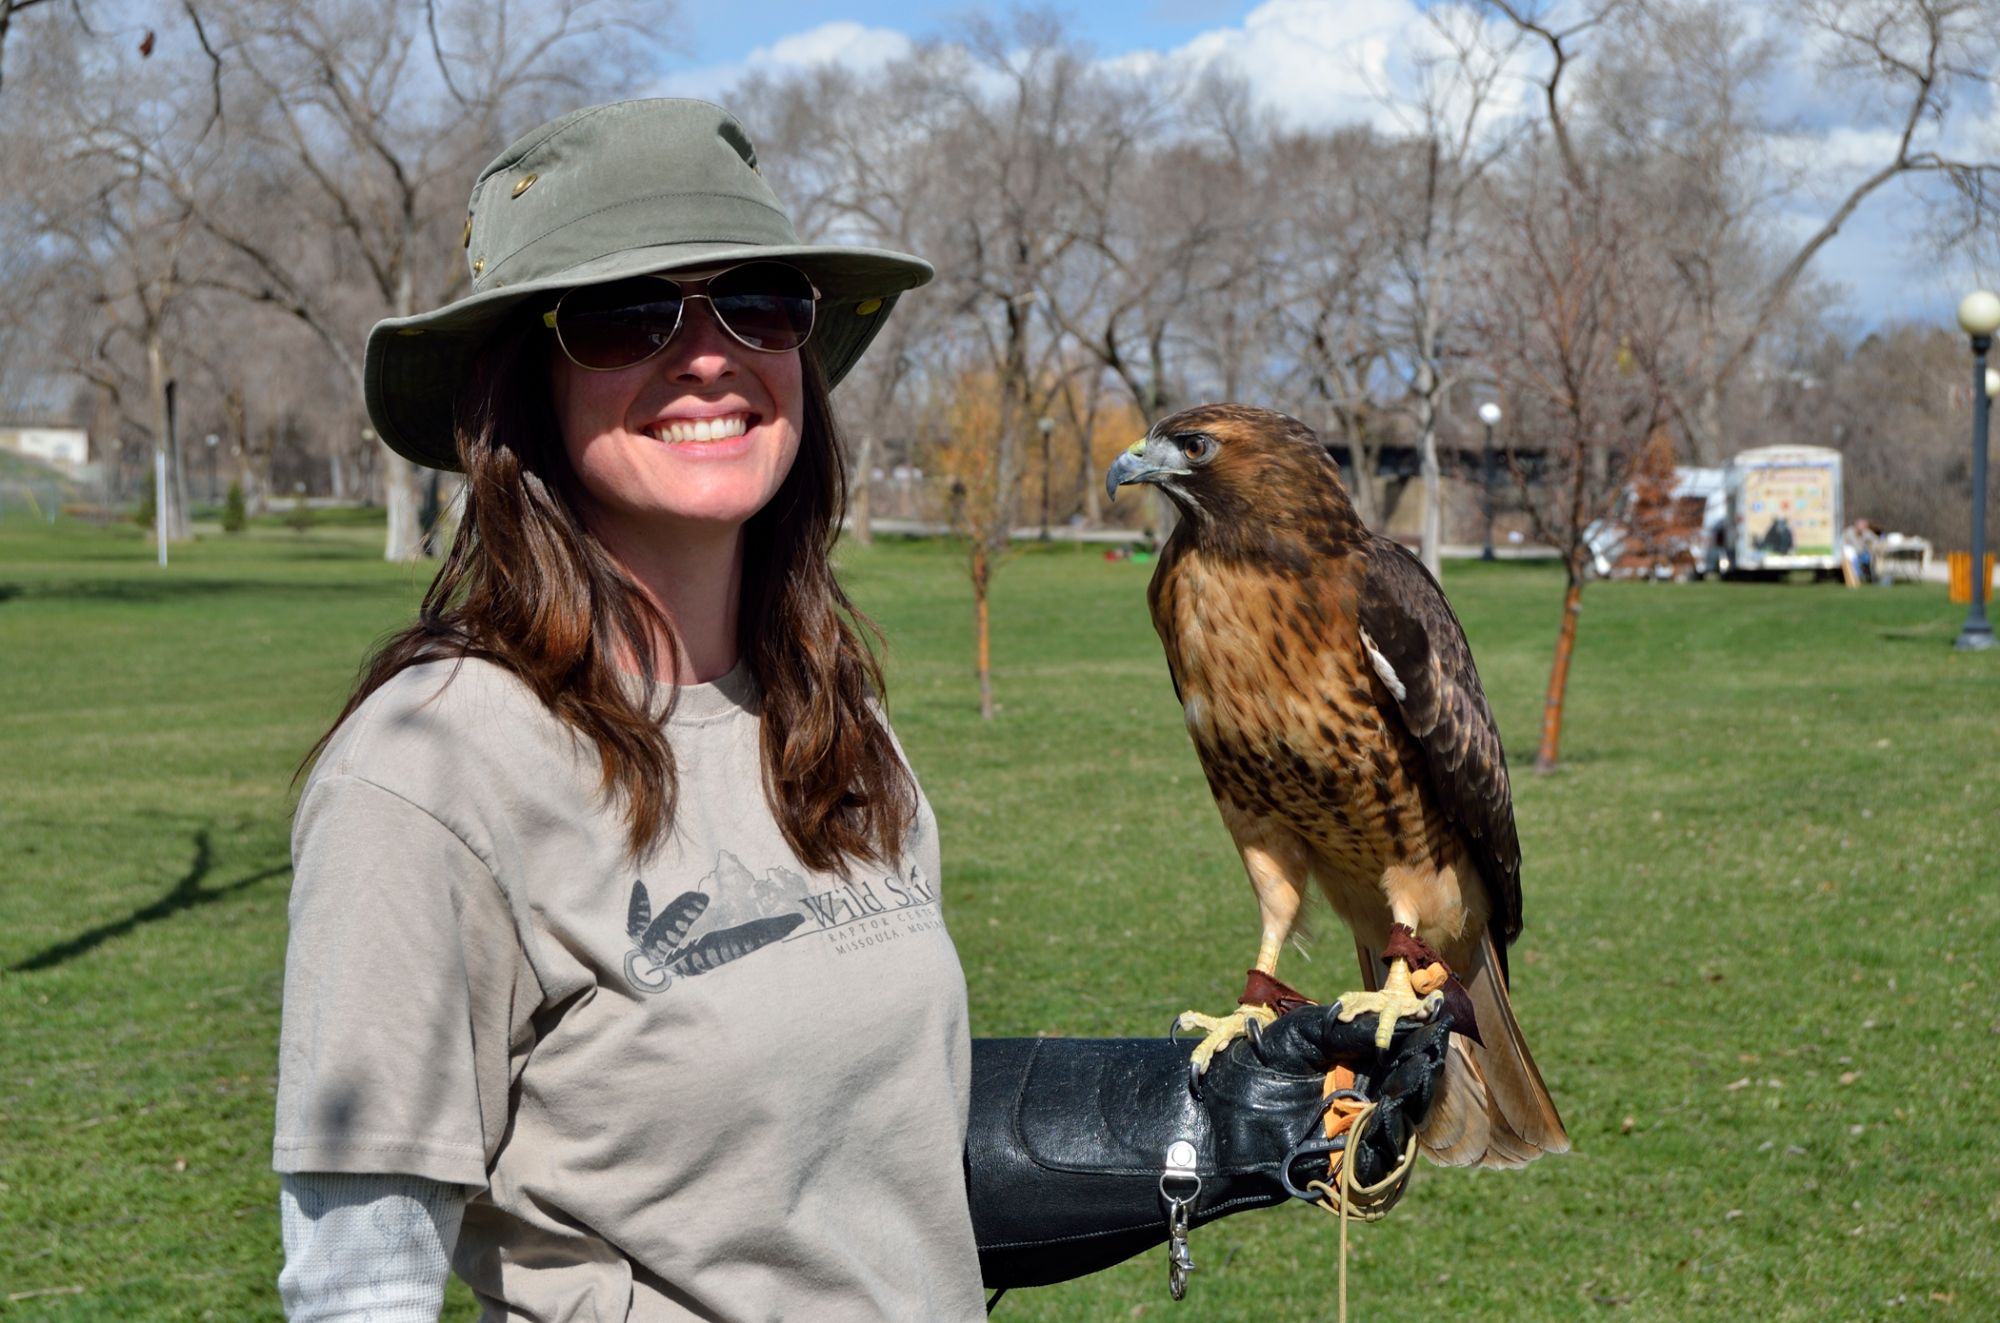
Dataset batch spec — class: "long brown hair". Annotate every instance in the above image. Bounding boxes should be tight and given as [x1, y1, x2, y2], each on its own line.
[309, 311, 917, 872]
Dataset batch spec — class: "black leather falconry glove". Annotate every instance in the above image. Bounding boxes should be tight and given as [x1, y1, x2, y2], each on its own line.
[965, 1002, 1452, 1291]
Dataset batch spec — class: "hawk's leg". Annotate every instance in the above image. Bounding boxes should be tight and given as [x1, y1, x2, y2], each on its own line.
[1178, 845, 1310, 1075]
[1335, 923, 1451, 1050]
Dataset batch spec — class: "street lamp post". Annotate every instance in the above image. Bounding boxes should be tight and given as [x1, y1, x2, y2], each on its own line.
[1478, 401, 1502, 561]
[1037, 415, 1055, 541]
[204, 433, 220, 504]
[1955, 291, 1999, 651]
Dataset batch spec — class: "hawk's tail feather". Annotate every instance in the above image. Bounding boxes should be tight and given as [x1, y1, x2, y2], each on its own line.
[1355, 932, 1569, 1169]
[1416, 1036, 1493, 1165]
[1444, 931, 1570, 1168]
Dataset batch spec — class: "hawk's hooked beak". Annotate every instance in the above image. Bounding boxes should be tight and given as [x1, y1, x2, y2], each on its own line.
[1105, 435, 1189, 503]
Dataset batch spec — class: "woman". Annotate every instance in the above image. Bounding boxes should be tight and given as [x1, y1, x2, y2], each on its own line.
[276, 98, 1443, 1322]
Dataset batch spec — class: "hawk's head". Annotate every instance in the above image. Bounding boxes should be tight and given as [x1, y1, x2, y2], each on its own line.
[1105, 404, 1356, 539]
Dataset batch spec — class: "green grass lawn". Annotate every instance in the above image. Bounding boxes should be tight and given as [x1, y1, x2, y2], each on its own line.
[2, 514, 1996, 1320]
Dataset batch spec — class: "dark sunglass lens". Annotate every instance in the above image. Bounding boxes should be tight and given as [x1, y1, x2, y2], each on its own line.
[557, 280, 683, 369]
[708, 263, 816, 351]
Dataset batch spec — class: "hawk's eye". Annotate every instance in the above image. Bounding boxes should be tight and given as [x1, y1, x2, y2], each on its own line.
[1179, 432, 1215, 462]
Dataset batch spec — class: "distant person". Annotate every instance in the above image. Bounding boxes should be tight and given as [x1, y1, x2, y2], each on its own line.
[272, 99, 1442, 1321]
[1841, 518, 1879, 583]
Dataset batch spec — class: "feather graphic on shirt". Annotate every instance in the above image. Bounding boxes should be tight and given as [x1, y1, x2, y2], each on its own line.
[643, 893, 709, 959]
[662, 915, 805, 976]
[627, 881, 707, 958]
[627, 880, 652, 944]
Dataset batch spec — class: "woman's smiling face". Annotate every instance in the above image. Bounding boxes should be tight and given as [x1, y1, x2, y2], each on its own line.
[549, 271, 804, 543]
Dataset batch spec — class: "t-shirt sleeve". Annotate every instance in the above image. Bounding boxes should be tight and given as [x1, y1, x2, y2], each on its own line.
[274, 773, 534, 1188]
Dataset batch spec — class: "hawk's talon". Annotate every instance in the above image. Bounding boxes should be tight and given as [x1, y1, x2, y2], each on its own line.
[1334, 956, 1442, 1049]
[1334, 988, 1443, 1050]
[1176, 1002, 1282, 1074]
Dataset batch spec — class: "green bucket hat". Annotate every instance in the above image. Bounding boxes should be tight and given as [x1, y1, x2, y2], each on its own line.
[364, 98, 934, 471]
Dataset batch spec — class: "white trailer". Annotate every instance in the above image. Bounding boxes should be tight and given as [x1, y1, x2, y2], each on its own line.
[1712, 445, 1844, 578]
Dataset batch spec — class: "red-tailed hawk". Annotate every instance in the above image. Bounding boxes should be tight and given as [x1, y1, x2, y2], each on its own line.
[1107, 403, 1568, 1168]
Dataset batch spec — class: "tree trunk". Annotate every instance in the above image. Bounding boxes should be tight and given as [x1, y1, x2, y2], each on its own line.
[1413, 319, 1443, 577]
[1534, 571, 1586, 773]
[972, 539, 994, 721]
[1069, 369, 1104, 527]
[381, 249, 429, 562]
[167, 379, 193, 537]
[435, 476, 467, 555]
[994, 299, 1031, 548]
[1686, 380, 1723, 467]
[1418, 431, 1442, 577]
[1345, 431, 1381, 530]
[1038, 423, 1052, 540]
[168, 386, 193, 535]
[851, 429, 875, 547]
[223, 389, 256, 513]
[146, 335, 191, 541]
[382, 451, 425, 561]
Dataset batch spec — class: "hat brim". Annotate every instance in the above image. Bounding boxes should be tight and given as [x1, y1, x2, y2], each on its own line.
[365, 240, 933, 471]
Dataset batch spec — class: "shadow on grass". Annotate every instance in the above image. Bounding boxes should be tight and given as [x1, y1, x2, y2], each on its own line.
[1875, 619, 1960, 643]
[0, 576, 403, 605]
[7, 829, 291, 973]
[2, 578, 267, 604]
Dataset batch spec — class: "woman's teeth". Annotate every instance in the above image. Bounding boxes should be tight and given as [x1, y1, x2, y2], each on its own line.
[648, 415, 749, 444]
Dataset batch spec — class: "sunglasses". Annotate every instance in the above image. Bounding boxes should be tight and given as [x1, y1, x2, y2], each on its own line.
[541, 261, 820, 371]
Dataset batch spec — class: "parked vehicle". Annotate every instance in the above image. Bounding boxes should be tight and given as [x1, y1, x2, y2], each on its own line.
[1583, 448, 1845, 582]
[1584, 466, 1725, 580]
[1710, 445, 1843, 579]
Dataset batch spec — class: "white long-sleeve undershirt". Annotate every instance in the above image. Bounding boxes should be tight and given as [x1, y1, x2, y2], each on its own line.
[278, 1171, 467, 1322]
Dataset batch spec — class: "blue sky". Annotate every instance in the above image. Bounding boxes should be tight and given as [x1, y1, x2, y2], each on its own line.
[672, 1, 1262, 67]
[656, 1, 1992, 336]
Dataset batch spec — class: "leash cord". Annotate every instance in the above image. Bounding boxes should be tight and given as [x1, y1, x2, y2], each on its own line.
[1304, 1096, 1420, 1323]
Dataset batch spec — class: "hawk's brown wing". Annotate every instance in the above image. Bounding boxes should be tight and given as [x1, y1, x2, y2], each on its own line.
[1356, 539, 1522, 969]
[1145, 535, 1189, 707]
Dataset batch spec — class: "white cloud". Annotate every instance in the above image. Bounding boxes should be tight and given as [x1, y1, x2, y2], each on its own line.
[647, 21, 913, 104]
[1172, 0, 1432, 132]
[1152, 0, 1533, 135]
[1760, 125, 1986, 326]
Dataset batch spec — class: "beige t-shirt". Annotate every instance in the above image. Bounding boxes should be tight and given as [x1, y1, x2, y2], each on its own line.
[274, 658, 986, 1322]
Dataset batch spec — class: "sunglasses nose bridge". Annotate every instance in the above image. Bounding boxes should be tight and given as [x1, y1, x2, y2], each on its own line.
[678, 290, 799, 358]
[668, 292, 750, 358]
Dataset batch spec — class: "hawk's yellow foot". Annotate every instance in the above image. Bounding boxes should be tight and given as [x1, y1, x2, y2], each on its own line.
[1334, 957, 1444, 1050]
[1177, 1002, 1281, 1074]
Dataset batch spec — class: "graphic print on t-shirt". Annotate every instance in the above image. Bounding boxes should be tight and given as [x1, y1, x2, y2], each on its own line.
[623, 878, 805, 992]
[621, 845, 944, 994]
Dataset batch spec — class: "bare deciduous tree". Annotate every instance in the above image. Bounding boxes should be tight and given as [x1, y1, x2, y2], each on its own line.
[1500, 0, 2000, 464]
[163, 0, 663, 559]
[9, 13, 223, 538]
[1368, 7, 1521, 574]
[1480, 162, 1676, 772]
